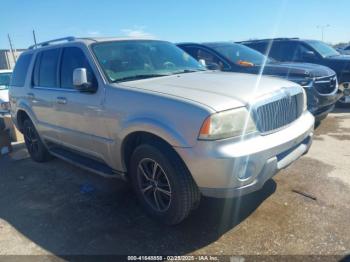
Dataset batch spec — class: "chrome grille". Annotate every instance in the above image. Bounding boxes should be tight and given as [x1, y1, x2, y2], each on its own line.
[314, 75, 338, 95]
[254, 93, 304, 133]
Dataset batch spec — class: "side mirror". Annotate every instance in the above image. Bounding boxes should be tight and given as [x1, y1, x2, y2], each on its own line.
[199, 59, 206, 67]
[206, 62, 221, 70]
[73, 68, 96, 93]
[303, 51, 316, 60]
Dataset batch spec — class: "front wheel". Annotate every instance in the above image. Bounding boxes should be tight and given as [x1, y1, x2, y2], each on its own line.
[129, 143, 200, 225]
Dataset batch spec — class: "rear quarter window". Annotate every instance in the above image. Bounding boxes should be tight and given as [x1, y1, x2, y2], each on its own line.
[10, 53, 33, 87]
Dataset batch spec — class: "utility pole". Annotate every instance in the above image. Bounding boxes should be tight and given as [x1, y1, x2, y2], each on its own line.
[317, 24, 330, 41]
[32, 30, 37, 46]
[7, 34, 17, 63]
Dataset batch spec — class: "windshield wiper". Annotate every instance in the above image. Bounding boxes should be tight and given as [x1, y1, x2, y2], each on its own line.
[171, 69, 206, 75]
[112, 74, 170, 83]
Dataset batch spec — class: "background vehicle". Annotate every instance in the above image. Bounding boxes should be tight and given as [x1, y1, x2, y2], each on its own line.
[0, 70, 12, 116]
[178, 42, 340, 123]
[10, 37, 314, 224]
[336, 48, 350, 55]
[240, 38, 350, 106]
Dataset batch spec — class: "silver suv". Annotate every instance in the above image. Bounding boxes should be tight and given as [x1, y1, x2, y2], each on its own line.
[9, 37, 315, 224]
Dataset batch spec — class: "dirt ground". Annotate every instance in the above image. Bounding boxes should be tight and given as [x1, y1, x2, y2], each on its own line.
[0, 109, 350, 260]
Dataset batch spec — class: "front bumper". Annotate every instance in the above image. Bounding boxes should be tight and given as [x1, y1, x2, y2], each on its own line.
[175, 111, 314, 198]
[306, 89, 342, 120]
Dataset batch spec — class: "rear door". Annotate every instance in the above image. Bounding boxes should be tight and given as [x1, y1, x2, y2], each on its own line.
[54, 45, 107, 159]
[31, 48, 62, 142]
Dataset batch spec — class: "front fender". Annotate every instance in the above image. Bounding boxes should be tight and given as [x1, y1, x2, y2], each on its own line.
[120, 117, 192, 148]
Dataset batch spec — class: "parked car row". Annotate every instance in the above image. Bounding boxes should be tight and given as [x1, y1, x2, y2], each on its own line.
[239, 38, 350, 106]
[177, 42, 341, 124]
[6, 36, 344, 224]
[0, 69, 12, 116]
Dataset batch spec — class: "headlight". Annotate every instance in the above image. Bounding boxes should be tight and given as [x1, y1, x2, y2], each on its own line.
[0, 102, 10, 111]
[199, 107, 257, 140]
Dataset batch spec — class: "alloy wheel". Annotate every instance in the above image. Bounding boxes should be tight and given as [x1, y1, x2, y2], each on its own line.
[137, 158, 172, 212]
[25, 125, 39, 156]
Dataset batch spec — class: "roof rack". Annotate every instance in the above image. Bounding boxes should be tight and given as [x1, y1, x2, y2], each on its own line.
[29, 36, 76, 49]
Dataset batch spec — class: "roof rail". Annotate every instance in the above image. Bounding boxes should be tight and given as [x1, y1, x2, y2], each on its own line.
[240, 37, 299, 43]
[29, 36, 76, 49]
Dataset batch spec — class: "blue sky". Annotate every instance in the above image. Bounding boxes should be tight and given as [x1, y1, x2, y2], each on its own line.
[1, 0, 349, 49]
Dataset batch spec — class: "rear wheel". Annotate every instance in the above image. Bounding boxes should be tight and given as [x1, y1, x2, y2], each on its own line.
[23, 119, 52, 162]
[129, 143, 200, 225]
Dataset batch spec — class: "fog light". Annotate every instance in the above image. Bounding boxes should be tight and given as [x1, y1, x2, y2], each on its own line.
[234, 157, 256, 180]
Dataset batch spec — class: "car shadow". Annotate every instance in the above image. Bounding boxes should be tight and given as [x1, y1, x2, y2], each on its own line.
[0, 148, 276, 256]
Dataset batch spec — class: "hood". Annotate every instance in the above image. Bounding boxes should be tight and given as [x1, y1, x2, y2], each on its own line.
[244, 62, 335, 79]
[325, 54, 350, 61]
[118, 71, 298, 112]
[0, 89, 9, 103]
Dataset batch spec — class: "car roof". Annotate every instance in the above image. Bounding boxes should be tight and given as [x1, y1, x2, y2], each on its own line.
[27, 36, 161, 50]
[239, 38, 319, 44]
[178, 41, 242, 48]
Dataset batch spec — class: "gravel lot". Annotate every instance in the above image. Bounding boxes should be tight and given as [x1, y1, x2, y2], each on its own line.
[0, 109, 349, 260]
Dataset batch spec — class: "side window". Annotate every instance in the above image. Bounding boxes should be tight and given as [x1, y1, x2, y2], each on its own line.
[35, 49, 60, 87]
[269, 42, 298, 61]
[182, 47, 201, 60]
[185, 47, 226, 70]
[10, 53, 33, 87]
[247, 42, 268, 54]
[60, 47, 96, 89]
[294, 44, 313, 62]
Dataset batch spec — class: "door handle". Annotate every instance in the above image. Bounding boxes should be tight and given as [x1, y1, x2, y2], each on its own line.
[27, 93, 35, 99]
[56, 97, 67, 104]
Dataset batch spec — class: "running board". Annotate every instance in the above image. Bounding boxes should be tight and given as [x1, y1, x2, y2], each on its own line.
[49, 147, 126, 180]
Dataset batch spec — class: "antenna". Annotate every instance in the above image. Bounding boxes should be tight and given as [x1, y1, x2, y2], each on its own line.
[7, 34, 17, 63]
[33, 30, 37, 46]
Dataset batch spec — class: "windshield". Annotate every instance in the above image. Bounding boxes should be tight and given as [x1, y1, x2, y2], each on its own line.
[92, 40, 205, 82]
[210, 43, 271, 66]
[0, 72, 12, 90]
[305, 40, 339, 58]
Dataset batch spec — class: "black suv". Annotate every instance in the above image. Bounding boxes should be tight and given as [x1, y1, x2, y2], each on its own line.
[240, 38, 350, 105]
[178, 42, 340, 123]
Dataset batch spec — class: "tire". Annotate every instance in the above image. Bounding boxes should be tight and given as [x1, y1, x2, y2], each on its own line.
[129, 143, 200, 225]
[23, 119, 52, 162]
[0, 118, 5, 131]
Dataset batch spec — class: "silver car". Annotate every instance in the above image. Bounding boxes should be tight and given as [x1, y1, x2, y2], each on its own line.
[9, 37, 314, 224]
[0, 69, 12, 116]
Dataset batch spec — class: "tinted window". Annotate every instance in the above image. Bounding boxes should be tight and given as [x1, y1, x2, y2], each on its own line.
[263, 42, 298, 61]
[37, 49, 60, 87]
[211, 43, 271, 66]
[10, 54, 33, 87]
[182, 47, 226, 69]
[244, 42, 268, 54]
[60, 47, 96, 89]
